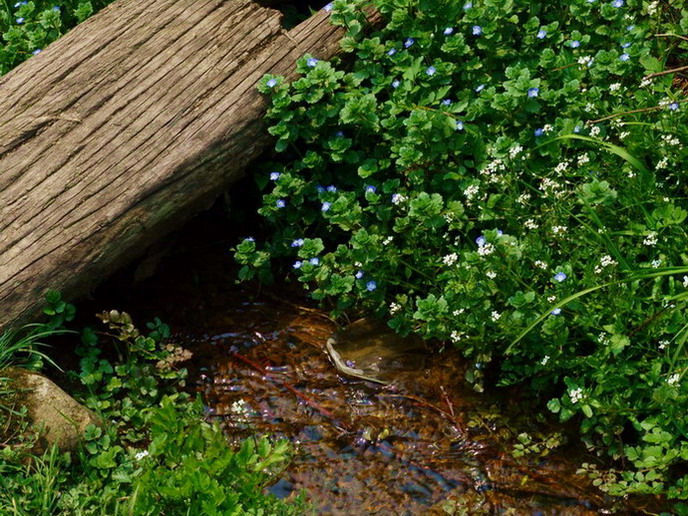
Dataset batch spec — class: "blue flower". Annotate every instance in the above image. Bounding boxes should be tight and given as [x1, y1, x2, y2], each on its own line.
[16, 17, 24, 24]
[472, 25, 482, 36]
[621, 42, 632, 48]
[669, 102, 679, 111]
[573, 125, 582, 133]
[443, 27, 454, 35]
[537, 30, 547, 39]
[534, 128, 544, 137]
[326, 185, 337, 193]
[441, 98, 452, 106]
[291, 239, 304, 248]
[270, 171, 281, 181]
[276, 199, 286, 208]
[355, 270, 364, 279]
[245, 237, 255, 242]
[310, 257, 320, 265]
[323, 2, 333, 11]
[527, 87, 539, 98]
[570, 40, 580, 48]
[306, 57, 319, 67]
[316, 185, 325, 193]
[496, 229, 503, 236]
[322, 202, 331, 212]
[32, 49, 41, 55]
[293, 261, 302, 269]
[426, 66, 436, 76]
[52, 5, 59, 10]
[612, 0, 623, 6]
[366, 281, 377, 291]
[551, 308, 562, 315]
[365, 185, 377, 193]
[463, 1, 472, 9]
[392, 79, 401, 88]
[455, 120, 464, 131]
[387, 48, 397, 56]
[554, 272, 567, 282]
[619, 53, 630, 61]
[475, 84, 485, 93]
[266, 78, 277, 88]
[476, 235, 486, 246]
[626, 25, 635, 31]
[404, 38, 414, 48]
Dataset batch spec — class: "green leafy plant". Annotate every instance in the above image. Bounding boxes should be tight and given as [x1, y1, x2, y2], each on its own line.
[0, 300, 304, 514]
[0, 0, 109, 75]
[238, 0, 688, 501]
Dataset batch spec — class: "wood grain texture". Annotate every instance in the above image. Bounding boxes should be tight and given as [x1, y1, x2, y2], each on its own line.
[0, 0, 373, 330]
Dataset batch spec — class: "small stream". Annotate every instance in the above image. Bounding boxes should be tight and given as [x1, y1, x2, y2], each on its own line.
[78, 209, 658, 514]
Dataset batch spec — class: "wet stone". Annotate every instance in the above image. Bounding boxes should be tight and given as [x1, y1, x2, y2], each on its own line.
[325, 318, 427, 384]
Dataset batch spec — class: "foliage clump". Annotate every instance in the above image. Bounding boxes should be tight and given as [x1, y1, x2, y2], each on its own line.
[236, 0, 688, 501]
[0, 299, 303, 515]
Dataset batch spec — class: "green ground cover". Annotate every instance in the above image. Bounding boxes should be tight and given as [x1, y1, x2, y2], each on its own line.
[0, 297, 303, 515]
[236, 0, 688, 504]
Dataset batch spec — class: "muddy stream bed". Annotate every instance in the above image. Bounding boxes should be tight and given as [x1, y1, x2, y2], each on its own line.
[76, 211, 660, 514]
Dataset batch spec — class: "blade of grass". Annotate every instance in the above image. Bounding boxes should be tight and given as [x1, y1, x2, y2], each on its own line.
[506, 266, 688, 354]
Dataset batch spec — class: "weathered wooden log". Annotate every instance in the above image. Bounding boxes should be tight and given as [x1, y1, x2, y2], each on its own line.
[0, 0, 378, 331]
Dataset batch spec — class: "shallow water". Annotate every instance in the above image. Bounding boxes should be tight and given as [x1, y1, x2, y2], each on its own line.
[78, 211, 662, 514]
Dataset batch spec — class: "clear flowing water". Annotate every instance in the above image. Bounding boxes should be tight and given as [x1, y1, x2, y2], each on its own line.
[78, 212, 663, 514]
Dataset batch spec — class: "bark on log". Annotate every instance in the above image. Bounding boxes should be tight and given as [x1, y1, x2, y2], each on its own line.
[0, 0, 378, 331]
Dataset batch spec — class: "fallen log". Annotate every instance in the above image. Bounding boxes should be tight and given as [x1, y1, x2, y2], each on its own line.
[0, 0, 378, 331]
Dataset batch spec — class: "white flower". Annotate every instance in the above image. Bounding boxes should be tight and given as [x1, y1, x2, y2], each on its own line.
[640, 77, 652, 88]
[534, 260, 548, 270]
[651, 259, 662, 268]
[590, 126, 601, 137]
[609, 82, 621, 91]
[656, 157, 668, 169]
[477, 243, 495, 256]
[578, 56, 593, 66]
[554, 160, 570, 174]
[543, 124, 553, 133]
[486, 270, 497, 279]
[509, 145, 523, 159]
[135, 450, 149, 461]
[541, 355, 550, 366]
[643, 233, 658, 246]
[389, 302, 402, 315]
[491, 311, 502, 321]
[667, 374, 680, 386]
[683, 276, 688, 288]
[443, 253, 459, 266]
[600, 255, 617, 267]
[547, 295, 557, 303]
[517, 193, 531, 204]
[647, 1, 659, 15]
[552, 225, 568, 236]
[577, 154, 590, 166]
[463, 184, 480, 200]
[524, 219, 539, 230]
[598, 332, 610, 345]
[450, 331, 464, 343]
[391, 193, 407, 205]
[382, 236, 394, 245]
[569, 387, 584, 404]
[658, 340, 669, 350]
[452, 309, 465, 316]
